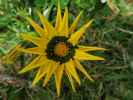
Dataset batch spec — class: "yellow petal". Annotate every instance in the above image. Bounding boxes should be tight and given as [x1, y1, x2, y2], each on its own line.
[65, 69, 76, 92]
[2, 45, 21, 64]
[19, 56, 46, 74]
[32, 61, 50, 86]
[18, 47, 43, 55]
[75, 49, 105, 60]
[26, 17, 45, 35]
[78, 45, 106, 52]
[55, 64, 64, 96]
[8, 45, 21, 57]
[65, 59, 80, 85]
[43, 61, 58, 86]
[37, 11, 55, 38]
[69, 11, 83, 33]
[69, 19, 93, 45]
[55, 1, 62, 32]
[74, 59, 94, 81]
[20, 33, 42, 47]
[60, 7, 69, 36]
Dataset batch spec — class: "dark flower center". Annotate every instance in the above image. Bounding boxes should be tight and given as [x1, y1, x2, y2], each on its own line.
[46, 36, 76, 63]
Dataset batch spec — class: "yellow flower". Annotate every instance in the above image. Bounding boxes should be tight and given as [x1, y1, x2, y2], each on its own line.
[18, 2, 106, 96]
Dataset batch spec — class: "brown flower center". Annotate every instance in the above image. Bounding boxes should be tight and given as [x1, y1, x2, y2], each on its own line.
[54, 42, 69, 57]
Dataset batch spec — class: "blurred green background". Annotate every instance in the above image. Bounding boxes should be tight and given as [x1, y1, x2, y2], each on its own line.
[1, 0, 133, 100]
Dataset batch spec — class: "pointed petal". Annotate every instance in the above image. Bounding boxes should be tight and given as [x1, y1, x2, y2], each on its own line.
[26, 17, 45, 35]
[65, 59, 80, 85]
[32, 61, 50, 86]
[75, 50, 105, 61]
[20, 33, 42, 47]
[2, 45, 21, 64]
[74, 59, 94, 81]
[55, 64, 64, 96]
[19, 56, 46, 74]
[18, 47, 43, 55]
[69, 11, 83, 33]
[8, 45, 21, 56]
[6, 45, 20, 58]
[78, 45, 106, 52]
[55, 1, 62, 32]
[37, 11, 55, 38]
[65, 69, 76, 92]
[69, 19, 93, 45]
[60, 7, 69, 36]
[63, 7, 69, 32]
[43, 61, 58, 86]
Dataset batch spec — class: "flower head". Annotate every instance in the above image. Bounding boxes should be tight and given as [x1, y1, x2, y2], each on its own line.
[18, 2, 106, 96]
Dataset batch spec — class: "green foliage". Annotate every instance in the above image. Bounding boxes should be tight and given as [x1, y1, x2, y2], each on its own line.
[0, 0, 133, 100]
[107, 0, 133, 16]
[75, 0, 96, 10]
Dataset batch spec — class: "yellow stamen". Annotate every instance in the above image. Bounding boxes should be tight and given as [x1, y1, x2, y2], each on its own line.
[54, 42, 69, 57]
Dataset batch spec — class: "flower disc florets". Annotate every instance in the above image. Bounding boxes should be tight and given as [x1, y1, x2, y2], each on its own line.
[46, 36, 76, 63]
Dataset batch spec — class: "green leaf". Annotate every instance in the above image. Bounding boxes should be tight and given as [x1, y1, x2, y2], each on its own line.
[75, 0, 96, 10]
[34, 0, 46, 8]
